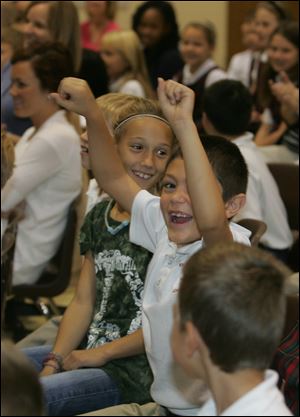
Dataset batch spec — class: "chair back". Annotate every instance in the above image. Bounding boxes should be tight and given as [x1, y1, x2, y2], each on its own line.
[268, 163, 299, 231]
[283, 294, 299, 340]
[268, 163, 299, 271]
[13, 201, 77, 299]
[1, 214, 18, 329]
[237, 218, 267, 246]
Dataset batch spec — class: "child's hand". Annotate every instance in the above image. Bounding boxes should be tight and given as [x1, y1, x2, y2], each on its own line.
[49, 77, 98, 117]
[157, 78, 195, 126]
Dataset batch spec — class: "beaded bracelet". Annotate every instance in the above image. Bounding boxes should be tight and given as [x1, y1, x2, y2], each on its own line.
[42, 352, 64, 372]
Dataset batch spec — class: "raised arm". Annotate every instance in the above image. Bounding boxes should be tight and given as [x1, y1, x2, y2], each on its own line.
[157, 78, 232, 245]
[50, 78, 140, 214]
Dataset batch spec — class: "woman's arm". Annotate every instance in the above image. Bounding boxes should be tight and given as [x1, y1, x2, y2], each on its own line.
[1, 140, 63, 211]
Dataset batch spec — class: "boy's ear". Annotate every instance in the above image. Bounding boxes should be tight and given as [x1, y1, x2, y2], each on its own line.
[202, 112, 212, 134]
[224, 193, 246, 218]
[185, 321, 203, 357]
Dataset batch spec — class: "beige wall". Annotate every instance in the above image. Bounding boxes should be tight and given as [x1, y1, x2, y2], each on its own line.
[76, 1, 229, 68]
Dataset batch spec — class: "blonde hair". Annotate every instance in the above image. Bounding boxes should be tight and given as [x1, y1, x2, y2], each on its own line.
[102, 30, 154, 99]
[95, 92, 173, 142]
[26, 1, 82, 73]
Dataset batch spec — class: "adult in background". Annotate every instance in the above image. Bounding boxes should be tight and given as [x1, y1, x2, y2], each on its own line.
[24, 1, 108, 98]
[1, 43, 82, 286]
[81, 1, 120, 52]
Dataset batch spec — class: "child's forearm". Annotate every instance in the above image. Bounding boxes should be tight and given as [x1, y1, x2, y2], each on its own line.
[96, 328, 145, 363]
[173, 120, 232, 244]
[86, 108, 124, 188]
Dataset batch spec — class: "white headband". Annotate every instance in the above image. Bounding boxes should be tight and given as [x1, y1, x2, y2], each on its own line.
[114, 114, 171, 132]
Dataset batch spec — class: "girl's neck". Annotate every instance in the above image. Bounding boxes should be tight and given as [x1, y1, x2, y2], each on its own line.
[110, 202, 130, 222]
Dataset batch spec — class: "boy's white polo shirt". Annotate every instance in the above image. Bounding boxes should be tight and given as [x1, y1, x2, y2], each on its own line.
[130, 190, 251, 416]
[197, 370, 292, 416]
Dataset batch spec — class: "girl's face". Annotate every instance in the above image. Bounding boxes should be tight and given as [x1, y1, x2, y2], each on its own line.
[101, 46, 129, 80]
[180, 27, 213, 73]
[136, 8, 167, 48]
[160, 158, 201, 246]
[268, 33, 298, 73]
[254, 8, 279, 51]
[24, 3, 52, 47]
[10, 60, 49, 121]
[117, 117, 173, 191]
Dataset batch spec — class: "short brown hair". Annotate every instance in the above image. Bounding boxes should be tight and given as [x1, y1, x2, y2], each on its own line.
[1, 340, 44, 415]
[163, 135, 248, 203]
[179, 242, 291, 372]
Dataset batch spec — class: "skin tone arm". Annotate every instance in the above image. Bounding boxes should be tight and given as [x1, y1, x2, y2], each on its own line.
[51, 77, 232, 244]
[40, 252, 96, 376]
[42, 252, 144, 376]
[157, 78, 233, 245]
[269, 71, 299, 125]
[50, 78, 140, 214]
[254, 120, 287, 146]
[270, 71, 299, 113]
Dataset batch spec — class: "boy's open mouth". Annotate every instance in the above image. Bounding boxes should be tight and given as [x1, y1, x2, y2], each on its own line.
[169, 212, 193, 224]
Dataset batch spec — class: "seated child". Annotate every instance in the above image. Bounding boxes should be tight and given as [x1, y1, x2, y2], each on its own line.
[174, 21, 227, 127]
[202, 79, 293, 262]
[51, 77, 250, 416]
[172, 241, 293, 416]
[22, 93, 175, 416]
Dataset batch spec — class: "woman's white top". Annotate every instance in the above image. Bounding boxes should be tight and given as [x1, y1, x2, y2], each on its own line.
[1, 110, 82, 285]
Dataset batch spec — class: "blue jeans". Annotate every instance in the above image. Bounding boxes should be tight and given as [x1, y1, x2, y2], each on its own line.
[23, 345, 121, 416]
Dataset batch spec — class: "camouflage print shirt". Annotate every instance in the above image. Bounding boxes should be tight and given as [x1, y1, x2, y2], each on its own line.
[80, 200, 153, 404]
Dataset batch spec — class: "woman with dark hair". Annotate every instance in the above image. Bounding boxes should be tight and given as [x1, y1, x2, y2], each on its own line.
[132, 1, 183, 89]
[1, 42, 82, 286]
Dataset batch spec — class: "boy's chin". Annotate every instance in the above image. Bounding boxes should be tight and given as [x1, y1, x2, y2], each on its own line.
[168, 230, 201, 246]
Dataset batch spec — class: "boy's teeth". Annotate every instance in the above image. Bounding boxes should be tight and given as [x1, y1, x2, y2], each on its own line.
[171, 212, 189, 218]
[135, 171, 151, 179]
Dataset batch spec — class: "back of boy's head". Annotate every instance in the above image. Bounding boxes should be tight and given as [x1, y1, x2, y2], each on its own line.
[97, 92, 175, 145]
[203, 80, 253, 136]
[179, 242, 291, 373]
[1, 340, 45, 415]
[168, 135, 248, 202]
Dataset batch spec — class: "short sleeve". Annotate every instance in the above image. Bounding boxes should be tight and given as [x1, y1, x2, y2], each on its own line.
[130, 190, 165, 253]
